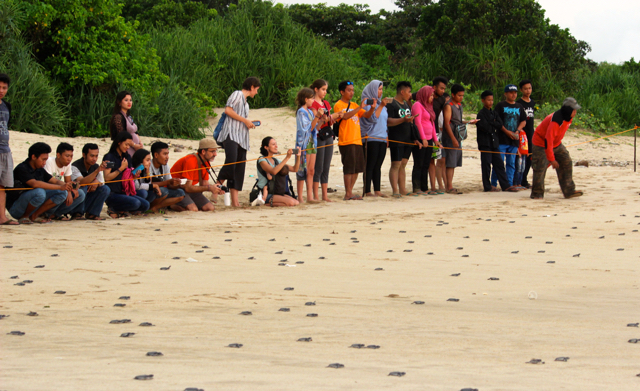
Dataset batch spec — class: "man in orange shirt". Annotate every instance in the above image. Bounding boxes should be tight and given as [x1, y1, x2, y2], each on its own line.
[171, 139, 226, 211]
[530, 97, 583, 199]
[334, 81, 376, 200]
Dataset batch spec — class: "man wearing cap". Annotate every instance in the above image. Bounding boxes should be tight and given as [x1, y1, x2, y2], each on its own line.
[530, 98, 583, 199]
[170, 139, 225, 211]
[492, 84, 527, 190]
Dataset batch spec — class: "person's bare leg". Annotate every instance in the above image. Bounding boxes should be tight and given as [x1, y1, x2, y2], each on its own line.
[389, 161, 400, 194]
[201, 202, 215, 211]
[151, 196, 184, 212]
[271, 195, 299, 207]
[0, 187, 17, 224]
[306, 154, 316, 201]
[343, 174, 352, 199]
[297, 179, 305, 203]
[149, 195, 168, 212]
[429, 161, 437, 191]
[350, 173, 360, 197]
[320, 183, 331, 202]
[399, 158, 409, 195]
[230, 188, 240, 207]
[446, 167, 455, 191]
[312, 181, 320, 201]
[437, 157, 447, 190]
[29, 199, 58, 221]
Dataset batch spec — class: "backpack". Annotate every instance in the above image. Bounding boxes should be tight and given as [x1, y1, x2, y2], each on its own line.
[212, 113, 227, 142]
[332, 102, 351, 140]
[249, 158, 296, 202]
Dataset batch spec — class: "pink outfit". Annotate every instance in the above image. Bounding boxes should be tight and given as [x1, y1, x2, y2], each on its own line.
[123, 111, 140, 157]
[412, 102, 436, 141]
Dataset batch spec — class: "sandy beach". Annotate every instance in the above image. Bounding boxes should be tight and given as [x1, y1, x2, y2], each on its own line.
[1, 108, 639, 390]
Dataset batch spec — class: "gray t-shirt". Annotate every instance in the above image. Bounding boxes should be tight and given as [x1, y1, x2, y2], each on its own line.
[0, 101, 10, 154]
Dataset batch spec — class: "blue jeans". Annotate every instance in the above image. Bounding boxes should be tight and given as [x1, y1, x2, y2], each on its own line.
[136, 188, 160, 204]
[513, 155, 525, 186]
[50, 188, 86, 217]
[8, 189, 67, 219]
[491, 144, 518, 187]
[80, 185, 110, 217]
[105, 192, 150, 213]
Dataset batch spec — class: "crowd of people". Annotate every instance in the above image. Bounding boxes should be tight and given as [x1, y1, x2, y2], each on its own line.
[0, 73, 584, 224]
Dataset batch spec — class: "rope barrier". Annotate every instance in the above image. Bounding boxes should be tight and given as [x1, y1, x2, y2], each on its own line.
[1, 126, 637, 192]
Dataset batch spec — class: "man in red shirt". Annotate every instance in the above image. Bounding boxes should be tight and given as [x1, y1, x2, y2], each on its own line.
[171, 139, 225, 211]
[530, 97, 583, 199]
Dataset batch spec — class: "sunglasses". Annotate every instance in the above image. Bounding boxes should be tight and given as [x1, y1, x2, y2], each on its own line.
[345, 81, 353, 85]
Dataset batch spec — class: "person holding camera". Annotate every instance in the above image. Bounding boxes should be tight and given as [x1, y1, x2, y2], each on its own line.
[295, 87, 322, 203]
[170, 139, 225, 212]
[44, 142, 86, 220]
[103, 131, 150, 218]
[360, 80, 390, 197]
[149, 141, 186, 209]
[257, 137, 301, 207]
[70, 143, 110, 220]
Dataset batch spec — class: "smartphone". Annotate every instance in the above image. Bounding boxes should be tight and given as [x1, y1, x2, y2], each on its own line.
[252, 121, 261, 126]
[413, 113, 420, 118]
[292, 148, 300, 154]
[105, 161, 115, 169]
[132, 164, 144, 175]
[365, 98, 374, 105]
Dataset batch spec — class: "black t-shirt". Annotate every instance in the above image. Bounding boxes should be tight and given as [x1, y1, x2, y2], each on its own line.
[103, 151, 132, 194]
[72, 158, 98, 178]
[7, 158, 55, 208]
[387, 99, 412, 143]
[516, 98, 536, 139]
[432, 93, 448, 133]
[494, 101, 527, 146]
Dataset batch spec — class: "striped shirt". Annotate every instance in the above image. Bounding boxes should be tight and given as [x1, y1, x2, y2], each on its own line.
[218, 91, 250, 151]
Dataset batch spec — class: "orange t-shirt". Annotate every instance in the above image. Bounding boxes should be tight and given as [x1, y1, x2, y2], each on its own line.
[171, 154, 210, 185]
[334, 100, 365, 146]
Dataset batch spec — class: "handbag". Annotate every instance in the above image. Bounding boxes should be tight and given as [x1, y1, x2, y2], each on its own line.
[454, 124, 468, 141]
[332, 102, 351, 140]
[317, 101, 334, 141]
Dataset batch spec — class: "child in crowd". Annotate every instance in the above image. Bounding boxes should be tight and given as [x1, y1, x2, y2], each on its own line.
[476, 91, 517, 192]
[131, 149, 164, 211]
[517, 80, 536, 188]
[295, 87, 322, 203]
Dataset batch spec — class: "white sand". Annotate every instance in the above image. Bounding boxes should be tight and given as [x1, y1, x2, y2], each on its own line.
[1, 108, 639, 390]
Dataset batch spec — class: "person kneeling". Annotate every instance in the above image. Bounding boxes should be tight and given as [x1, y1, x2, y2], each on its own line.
[170, 139, 224, 211]
[7, 142, 72, 224]
[257, 137, 301, 207]
[71, 143, 110, 220]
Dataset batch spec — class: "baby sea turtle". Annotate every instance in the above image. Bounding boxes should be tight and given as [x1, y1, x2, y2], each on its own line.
[172, 256, 180, 259]
[488, 277, 499, 281]
[202, 245, 209, 249]
[278, 308, 290, 312]
[110, 319, 131, 324]
[451, 273, 460, 277]
[10, 276, 18, 279]
[171, 241, 178, 244]
[572, 227, 577, 229]
[212, 256, 220, 259]
[483, 239, 489, 242]
[139, 322, 154, 327]
[412, 301, 425, 305]
[22, 280, 33, 284]
[297, 337, 312, 342]
[436, 224, 443, 226]
[403, 249, 412, 252]
[154, 228, 161, 232]
[617, 248, 624, 251]
[147, 351, 163, 356]
[295, 261, 304, 264]
[7, 331, 25, 336]
[460, 388, 478, 391]
[278, 263, 286, 266]
[350, 344, 365, 348]
[350, 230, 357, 233]
[34, 265, 45, 268]
[184, 388, 204, 391]
[573, 254, 580, 257]
[387, 250, 393, 252]
[511, 251, 519, 254]
[319, 256, 325, 259]
[619, 233, 625, 236]
[119, 296, 130, 300]
[399, 230, 406, 233]
[224, 239, 232, 242]
[526, 359, 544, 364]
[14, 282, 25, 286]
[305, 302, 316, 306]
[407, 241, 414, 244]
[546, 241, 553, 244]
[628, 339, 639, 343]
[485, 219, 491, 221]
[427, 252, 434, 255]
[388, 372, 406, 377]
[547, 261, 556, 264]
[329, 243, 336, 245]
[447, 298, 460, 302]
[134, 374, 153, 380]
[284, 287, 294, 291]
[120, 332, 135, 338]
[54, 291, 66, 294]
[227, 343, 243, 348]
[366, 345, 380, 349]
[375, 268, 384, 271]
[114, 303, 126, 307]
[599, 236, 604, 239]
[225, 231, 231, 233]
[195, 250, 204, 253]
[239, 311, 252, 316]
[307, 313, 318, 317]
[353, 241, 359, 243]
[525, 236, 532, 239]
[51, 254, 59, 257]
[3, 245, 12, 248]
[248, 257, 255, 260]
[0, 315, 9, 319]
[627, 323, 639, 327]
[462, 255, 469, 258]
[509, 221, 515, 223]
[456, 247, 463, 250]
[26, 311, 38, 316]
[538, 251, 545, 253]
[554, 357, 569, 362]
[275, 251, 283, 254]
[269, 238, 275, 241]
[425, 235, 432, 238]
[305, 244, 311, 247]
[160, 266, 171, 270]
[327, 363, 344, 368]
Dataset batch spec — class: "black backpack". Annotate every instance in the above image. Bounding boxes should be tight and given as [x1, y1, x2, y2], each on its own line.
[249, 158, 296, 202]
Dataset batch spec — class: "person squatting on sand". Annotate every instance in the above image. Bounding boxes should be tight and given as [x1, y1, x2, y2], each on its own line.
[149, 142, 186, 209]
[170, 139, 226, 212]
[44, 143, 86, 220]
[70, 143, 111, 221]
[257, 136, 301, 207]
[530, 97, 584, 199]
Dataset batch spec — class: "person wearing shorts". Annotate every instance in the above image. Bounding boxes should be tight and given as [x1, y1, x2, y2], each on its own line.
[0, 73, 18, 225]
[386, 81, 417, 197]
[334, 81, 375, 201]
[170, 139, 225, 211]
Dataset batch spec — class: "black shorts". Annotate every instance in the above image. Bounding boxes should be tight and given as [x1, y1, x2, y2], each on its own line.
[338, 144, 365, 175]
[389, 143, 412, 162]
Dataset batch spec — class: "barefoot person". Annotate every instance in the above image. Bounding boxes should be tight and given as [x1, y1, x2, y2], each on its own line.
[387, 81, 417, 197]
[530, 98, 583, 199]
[6, 142, 71, 224]
[257, 137, 301, 207]
[0, 73, 18, 225]
[294, 87, 321, 203]
[360, 80, 389, 197]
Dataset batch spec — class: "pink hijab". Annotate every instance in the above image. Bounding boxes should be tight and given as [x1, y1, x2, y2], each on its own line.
[416, 86, 436, 129]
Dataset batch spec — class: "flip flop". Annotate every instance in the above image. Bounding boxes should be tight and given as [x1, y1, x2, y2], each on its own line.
[1, 220, 19, 225]
[52, 215, 70, 221]
[71, 213, 86, 221]
[427, 191, 438, 195]
[405, 193, 419, 197]
[392, 193, 402, 199]
[446, 188, 463, 195]
[32, 217, 52, 224]
[18, 218, 33, 225]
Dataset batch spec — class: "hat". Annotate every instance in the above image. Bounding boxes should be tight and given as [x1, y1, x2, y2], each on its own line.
[562, 97, 582, 110]
[199, 138, 219, 150]
[504, 84, 518, 93]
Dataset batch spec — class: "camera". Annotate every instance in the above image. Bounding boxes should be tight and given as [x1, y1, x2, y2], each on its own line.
[292, 148, 299, 154]
[219, 185, 229, 192]
[365, 98, 374, 105]
[105, 161, 115, 169]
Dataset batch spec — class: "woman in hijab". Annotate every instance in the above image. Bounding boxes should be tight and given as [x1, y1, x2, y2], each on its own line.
[411, 86, 442, 195]
[360, 80, 391, 197]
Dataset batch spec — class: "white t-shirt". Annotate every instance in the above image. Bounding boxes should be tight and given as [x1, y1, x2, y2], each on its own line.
[44, 156, 72, 182]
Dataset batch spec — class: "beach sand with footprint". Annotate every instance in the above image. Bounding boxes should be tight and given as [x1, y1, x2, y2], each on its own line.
[1, 108, 639, 390]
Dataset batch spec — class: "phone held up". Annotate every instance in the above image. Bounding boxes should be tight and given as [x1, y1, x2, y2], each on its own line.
[365, 98, 374, 105]
[252, 121, 261, 127]
[105, 161, 115, 169]
[292, 148, 299, 155]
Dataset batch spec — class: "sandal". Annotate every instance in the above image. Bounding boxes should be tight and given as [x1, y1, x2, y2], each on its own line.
[71, 213, 86, 221]
[392, 193, 402, 199]
[446, 188, 463, 195]
[18, 218, 33, 225]
[1, 219, 19, 225]
[405, 193, 419, 197]
[85, 214, 105, 221]
[108, 209, 122, 219]
[427, 191, 438, 195]
[53, 214, 70, 221]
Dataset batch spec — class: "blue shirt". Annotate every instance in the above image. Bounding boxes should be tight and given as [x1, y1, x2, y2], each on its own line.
[296, 107, 316, 149]
[0, 100, 10, 154]
[366, 106, 388, 143]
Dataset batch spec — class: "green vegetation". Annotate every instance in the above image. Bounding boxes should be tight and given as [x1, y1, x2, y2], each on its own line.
[1, 0, 638, 140]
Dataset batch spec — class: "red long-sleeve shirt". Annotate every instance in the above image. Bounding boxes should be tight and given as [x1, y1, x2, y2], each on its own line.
[532, 111, 572, 162]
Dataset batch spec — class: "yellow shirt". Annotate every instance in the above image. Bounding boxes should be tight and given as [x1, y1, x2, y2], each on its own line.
[334, 100, 365, 146]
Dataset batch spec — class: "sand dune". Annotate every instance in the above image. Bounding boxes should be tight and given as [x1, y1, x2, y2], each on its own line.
[1, 108, 639, 390]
